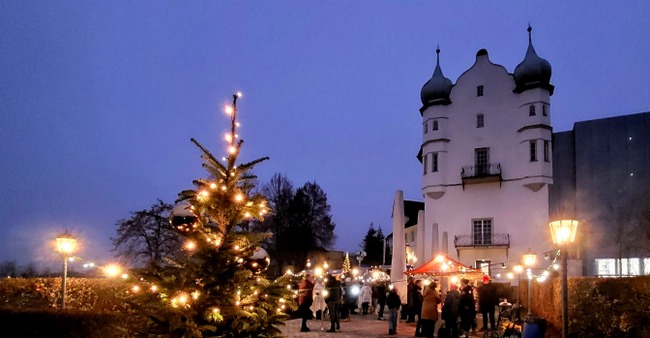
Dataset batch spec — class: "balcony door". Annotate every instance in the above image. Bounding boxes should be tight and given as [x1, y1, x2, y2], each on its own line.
[472, 218, 492, 245]
[475, 147, 489, 176]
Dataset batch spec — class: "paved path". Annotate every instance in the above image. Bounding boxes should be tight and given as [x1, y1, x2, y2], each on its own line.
[281, 314, 416, 337]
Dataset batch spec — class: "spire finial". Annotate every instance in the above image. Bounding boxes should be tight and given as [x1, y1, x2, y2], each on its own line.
[527, 24, 532, 44]
[436, 45, 440, 65]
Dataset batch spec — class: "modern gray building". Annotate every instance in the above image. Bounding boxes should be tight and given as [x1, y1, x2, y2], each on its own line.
[550, 111, 650, 276]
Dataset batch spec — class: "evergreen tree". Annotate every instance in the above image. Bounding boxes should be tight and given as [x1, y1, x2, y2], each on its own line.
[342, 252, 351, 275]
[126, 93, 297, 337]
[361, 223, 386, 266]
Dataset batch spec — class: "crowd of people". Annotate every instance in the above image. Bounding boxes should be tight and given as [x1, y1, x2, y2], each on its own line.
[296, 273, 500, 337]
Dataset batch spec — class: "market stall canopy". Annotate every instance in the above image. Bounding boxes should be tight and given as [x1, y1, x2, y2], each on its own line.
[404, 254, 485, 277]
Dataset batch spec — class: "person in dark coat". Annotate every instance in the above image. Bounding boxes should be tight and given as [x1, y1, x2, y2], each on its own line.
[413, 280, 424, 336]
[298, 274, 315, 332]
[458, 278, 476, 336]
[477, 275, 499, 331]
[406, 277, 415, 321]
[325, 274, 342, 332]
[441, 283, 461, 338]
[386, 286, 402, 335]
[376, 282, 387, 320]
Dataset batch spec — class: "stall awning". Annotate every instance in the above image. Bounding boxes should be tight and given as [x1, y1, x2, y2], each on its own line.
[404, 254, 485, 277]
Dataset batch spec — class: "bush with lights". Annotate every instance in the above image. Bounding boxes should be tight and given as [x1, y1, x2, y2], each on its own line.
[125, 93, 298, 337]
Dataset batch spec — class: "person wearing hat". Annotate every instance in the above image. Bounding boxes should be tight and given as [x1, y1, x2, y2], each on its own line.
[477, 275, 498, 331]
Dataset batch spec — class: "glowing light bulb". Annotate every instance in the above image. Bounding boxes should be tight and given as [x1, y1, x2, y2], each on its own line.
[131, 285, 140, 293]
[151, 285, 158, 292]
[225, 134, 232, 142]
[210, 182, 217, 189]
[244, 212, 251, 218]
[225, 106, 234, 115]
[235, 194, 244, 202]
[236, 92, 242, 98]
[121, 273, 129, 279]
[185, 241, 196, 251]
[229, 146, 237, 154]
[178, 294, 188, 305]
[213, 307, 220, 313]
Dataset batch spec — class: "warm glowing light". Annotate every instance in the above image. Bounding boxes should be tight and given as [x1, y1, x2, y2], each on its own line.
[210, 182, 217, 189]
[234, 245, 240, 251]
[507, 272, 514, 279]
[235, 122, 240, 127]
[441, 263, 449, 271]
[213, 307, 220, 313]
[435, 255, 445, 262]
[523, 250, 537, 267]
[131, 285, 140, 292]
[286, 285, 292, 290]
[225, 134, 232, 142]
[234, 194, 244, 202]
[151, 285, 158, 292]
[244, 212, 251, 218]
[56, 231, 77, 255]
[513, 265, 524, 273]
[178, 294, 188, 305]
[372, 271, 380, 279]
[323, 262, 329, 269]
[553, 264, 560, 270]
[221, 185, 227, 191]
[185, 241, 196, 251]
[352, 268, 359, 276]
[314, 267, 323, 276]
[200, 190, 209, 197]
[549, 220, 579, 245]
[450, 276, 459, 284]
[192, 291, 200, 300]
[286, 269, 293, 275]
[104, 264, 121, 278]
[229, 146, 237, 154]
[225, 106, 234, 115]
[236, 91, 242, 98]
[423, 279, 431, 286]
[306, 259, 312, 268]
[121, 273, 129, 279]
[235, 300, 240, 306]
[537, 275, 547, 282]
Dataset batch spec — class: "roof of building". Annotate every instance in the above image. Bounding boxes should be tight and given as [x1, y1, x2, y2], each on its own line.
[513, 25, 553, 94]
[420, 47, 453, 108]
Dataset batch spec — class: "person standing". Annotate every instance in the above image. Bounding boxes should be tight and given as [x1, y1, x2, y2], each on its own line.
[420, 282, 441, 338]
[413, 280, 424, 336]
[311, 278, 326, 320]
[477, 275, 498, 331]
[325, 274, 342, 332]
[298, 274, 315, 332]
[386, 286, 402, 335]
[441, 283, 461, 338]
[376, 282, 387, 320]
[406, 277, 415, 321]
[359, 282, 373, 315]
[458, 279, 476, 337]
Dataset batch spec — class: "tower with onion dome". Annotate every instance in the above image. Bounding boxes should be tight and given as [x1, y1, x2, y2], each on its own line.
[408, 26, 555, 278]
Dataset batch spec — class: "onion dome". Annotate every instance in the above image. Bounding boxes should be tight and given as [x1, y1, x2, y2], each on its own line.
[513, 26, 553, 94]
[421, 47, 453, 107]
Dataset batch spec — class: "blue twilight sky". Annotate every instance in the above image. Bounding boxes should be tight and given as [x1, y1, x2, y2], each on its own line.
[1, 1, 649, 270]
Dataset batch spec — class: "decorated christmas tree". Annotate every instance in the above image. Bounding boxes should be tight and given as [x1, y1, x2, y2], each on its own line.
[126, 93, 297, 337]
[342, 251, 351, 276]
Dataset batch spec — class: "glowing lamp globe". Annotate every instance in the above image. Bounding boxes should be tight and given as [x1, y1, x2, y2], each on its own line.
[549, 219, 579, 245]
[523, 250, 536, 267]
[56, 232, 77, 255]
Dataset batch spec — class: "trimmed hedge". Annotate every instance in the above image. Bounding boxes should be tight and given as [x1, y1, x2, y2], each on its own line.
[524, 275, 650, 337]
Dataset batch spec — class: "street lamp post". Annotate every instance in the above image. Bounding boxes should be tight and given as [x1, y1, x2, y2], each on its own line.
[523, 249, 536, 317]
[513, 264, 523, 303]
[56, 231, 77, 310]
[549, 220, 579, 338]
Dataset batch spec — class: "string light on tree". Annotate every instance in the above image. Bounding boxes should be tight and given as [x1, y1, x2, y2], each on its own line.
[123, 92, 299, 337]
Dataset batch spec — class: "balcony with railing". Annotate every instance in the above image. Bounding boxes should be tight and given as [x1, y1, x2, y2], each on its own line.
[453, 233, 510, 248]
[460, 163, 502, 187]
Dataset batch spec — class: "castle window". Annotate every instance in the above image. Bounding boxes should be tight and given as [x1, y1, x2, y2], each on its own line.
[530, 140, 537, 162]
[475, 148, 489, 175]
[424, 121, 428, 134]
[544, 140, 550, 162]
[432, 120, 439, 131]
[542, 105, 548, 116]
[529, 105, 536, 116]
[472, 218, 492, 245]
[477, 114, 484, 128]
[423, 153, 428, 175]
[477, 85, 484, 97]
[432, 153, 439, 172]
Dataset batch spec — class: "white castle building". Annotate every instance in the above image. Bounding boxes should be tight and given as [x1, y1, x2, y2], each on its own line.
[392, 27, 556, 283]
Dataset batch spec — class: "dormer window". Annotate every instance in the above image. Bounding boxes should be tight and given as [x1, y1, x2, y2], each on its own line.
[477, 114, 485, 128]
[529, 105, 536, 116]
[433, 120, 439, 131]
[477, 85, 484, 97]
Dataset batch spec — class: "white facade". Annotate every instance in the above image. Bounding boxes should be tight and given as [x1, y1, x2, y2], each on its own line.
[396, 29, 556, 278]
